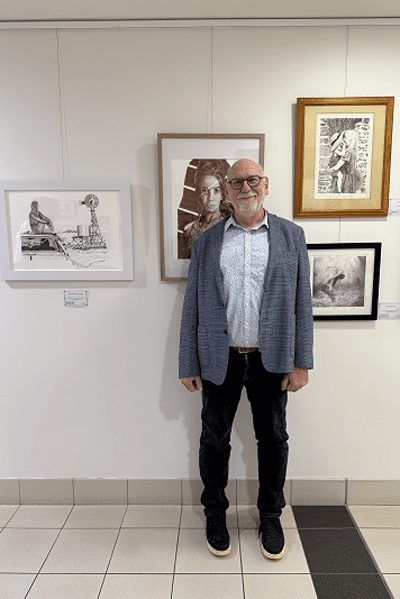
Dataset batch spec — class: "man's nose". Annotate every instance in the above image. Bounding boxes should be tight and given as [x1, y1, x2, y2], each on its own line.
[241, 179, 251, 192]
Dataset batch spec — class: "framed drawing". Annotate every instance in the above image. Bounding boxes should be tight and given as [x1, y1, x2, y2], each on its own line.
[295, 97, 394, 218]
[307, 242, 381, 320]
[0, 180, 133, 281]
[158, 133, 265, 281]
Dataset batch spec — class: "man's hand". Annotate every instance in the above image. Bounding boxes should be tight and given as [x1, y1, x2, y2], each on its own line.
[180, 376, 203, 393]
[281, 367, 309, 393]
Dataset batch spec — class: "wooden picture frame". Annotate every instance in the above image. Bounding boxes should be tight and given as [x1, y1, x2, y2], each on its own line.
[295, 97, 394, 218]
[307, 242, 381, 320]
[158, 133, 265, 281]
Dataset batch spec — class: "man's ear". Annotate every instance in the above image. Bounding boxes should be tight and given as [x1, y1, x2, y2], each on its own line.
[264, 176, 269, 196]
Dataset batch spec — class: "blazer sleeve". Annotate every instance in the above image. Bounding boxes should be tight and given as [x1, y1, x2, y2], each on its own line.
[179, 242, 201, 379]
[294, 228, 314, 370]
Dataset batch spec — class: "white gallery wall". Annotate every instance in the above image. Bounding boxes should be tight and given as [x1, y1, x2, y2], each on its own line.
[0, 23, 399, 481]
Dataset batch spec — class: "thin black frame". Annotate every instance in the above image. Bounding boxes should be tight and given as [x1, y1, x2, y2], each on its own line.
[307, 242, 381, 321]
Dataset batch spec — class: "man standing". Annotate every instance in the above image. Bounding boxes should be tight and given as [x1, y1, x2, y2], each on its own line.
[179, 159, 313, 559]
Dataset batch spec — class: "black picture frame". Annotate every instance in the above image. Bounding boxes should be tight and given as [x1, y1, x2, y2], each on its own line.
[307, 242, 381, 320]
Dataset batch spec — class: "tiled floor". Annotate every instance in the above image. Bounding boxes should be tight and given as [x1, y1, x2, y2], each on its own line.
[0, 504, 399, 598]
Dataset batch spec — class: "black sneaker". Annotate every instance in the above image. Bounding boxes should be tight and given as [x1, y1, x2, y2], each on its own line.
[259, 517, 285, 560]
[206, 512, 231, 556]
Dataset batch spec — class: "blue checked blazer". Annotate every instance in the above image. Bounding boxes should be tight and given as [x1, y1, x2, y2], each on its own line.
[179, 213, 314, 386]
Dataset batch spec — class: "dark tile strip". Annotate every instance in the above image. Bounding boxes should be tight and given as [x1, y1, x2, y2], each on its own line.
[292, 506, 393, 599]
[297, 528, 378, 574]
[311, 574, 393, 599]
[292, 505, 355, 529]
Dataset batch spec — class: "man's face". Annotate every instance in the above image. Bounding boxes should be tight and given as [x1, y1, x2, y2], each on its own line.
[225, 160, 268, 221]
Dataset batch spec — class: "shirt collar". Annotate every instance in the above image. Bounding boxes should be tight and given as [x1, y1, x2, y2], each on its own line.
[224, 210, 269, 233]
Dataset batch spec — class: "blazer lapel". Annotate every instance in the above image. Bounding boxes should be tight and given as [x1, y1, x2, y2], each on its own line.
[263, 213, 278, 289]
[209, 218, 226, 303]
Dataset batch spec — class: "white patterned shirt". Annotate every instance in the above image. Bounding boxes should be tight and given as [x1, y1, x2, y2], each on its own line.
[220, 211, 270, 348]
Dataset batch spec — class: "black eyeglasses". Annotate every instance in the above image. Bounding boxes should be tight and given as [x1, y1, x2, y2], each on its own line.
[227, 176, 265, 191]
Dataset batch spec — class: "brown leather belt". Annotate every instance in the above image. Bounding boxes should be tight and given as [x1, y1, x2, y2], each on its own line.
[231, 347, 259, 354]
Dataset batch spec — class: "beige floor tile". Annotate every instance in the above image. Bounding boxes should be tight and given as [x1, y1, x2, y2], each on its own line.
[240, 529, 309, 574]
[108, 528, 178, 573]
[359, 528, 400, 573]
[175, 528, 241, 574]
[26, 574, 103, 598]
[7, 505, 72, 528]
[41, 529, 118, 573]
[384, 575, 400, 598]
[0, 574, 35, 599]
[172, 574, 243, 598]
[349, 506, 400, 528]
[0, 506, 18, 528]
[64, 505, 126, 528]
[100, 574, 173, 598]
[122, 505, 181, 528]
[180, 505, 237, 528]
[0, 529, 59, 573]
[244, 574, 317, 598]
[237, 505, 296, 529]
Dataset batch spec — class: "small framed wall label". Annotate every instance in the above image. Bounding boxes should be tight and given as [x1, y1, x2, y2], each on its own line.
[389, 198, 400, 216]
[378, 303, 400, 319]
[64, 290, 88, 308]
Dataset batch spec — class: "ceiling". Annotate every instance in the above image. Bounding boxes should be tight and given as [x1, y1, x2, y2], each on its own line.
[0, 0, 399, 22]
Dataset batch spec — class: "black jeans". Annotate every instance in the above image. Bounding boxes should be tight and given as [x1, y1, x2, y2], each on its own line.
[200, 348, 289, 518]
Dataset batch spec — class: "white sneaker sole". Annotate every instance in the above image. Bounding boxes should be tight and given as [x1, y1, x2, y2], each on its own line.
[206, 539, 232, 556]
[260, 540, 285, 560]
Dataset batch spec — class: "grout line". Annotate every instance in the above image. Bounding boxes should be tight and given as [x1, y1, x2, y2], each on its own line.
[20, 505, 74, 598]
[96, 503, 129, 599]
[236, 509, 247, 598]
[22, 526, 66, 598]
[170, 507, 183, 599]
[2, 505, 20, 528]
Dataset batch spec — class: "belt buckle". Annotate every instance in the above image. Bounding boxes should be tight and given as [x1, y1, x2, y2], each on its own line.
[238, 347, 259, 354]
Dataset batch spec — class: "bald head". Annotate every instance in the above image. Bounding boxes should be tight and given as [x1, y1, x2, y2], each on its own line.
[227, 158, 264, 182]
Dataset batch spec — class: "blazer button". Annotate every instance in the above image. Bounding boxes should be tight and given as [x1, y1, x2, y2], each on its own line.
[223, 329, 228, 334]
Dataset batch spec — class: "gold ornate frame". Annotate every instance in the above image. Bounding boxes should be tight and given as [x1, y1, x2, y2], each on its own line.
[294, 97, 394, 218]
